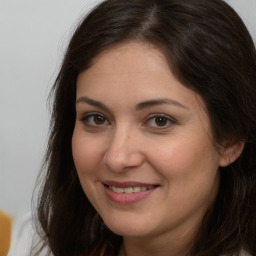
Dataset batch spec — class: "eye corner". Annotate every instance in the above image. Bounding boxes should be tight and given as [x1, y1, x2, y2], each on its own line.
[143, 114, 177, 130]
[80, 112, 111, 128]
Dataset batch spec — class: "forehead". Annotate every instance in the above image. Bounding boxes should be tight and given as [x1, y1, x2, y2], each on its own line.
[77, 41, 179, 98]
[77, 42, 199, 106]
[78, 41, 209, 118]
[86, 41, 171, 76]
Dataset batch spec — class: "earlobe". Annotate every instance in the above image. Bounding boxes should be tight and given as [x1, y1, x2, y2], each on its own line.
[219, 141, 245, 167]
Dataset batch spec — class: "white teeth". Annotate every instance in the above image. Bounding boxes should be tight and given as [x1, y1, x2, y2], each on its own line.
[124, 187, 133, 194]
[109, 186, 154, 194]
[112, 187, 124, 193]
[133, 186, 141, 193]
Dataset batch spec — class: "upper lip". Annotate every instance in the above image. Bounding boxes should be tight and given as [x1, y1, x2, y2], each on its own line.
[102, 180, 159, 188]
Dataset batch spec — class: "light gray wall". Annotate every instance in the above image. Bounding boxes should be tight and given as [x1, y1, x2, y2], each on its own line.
[0, 0, 102, 217]
[0, 0, 255, 218]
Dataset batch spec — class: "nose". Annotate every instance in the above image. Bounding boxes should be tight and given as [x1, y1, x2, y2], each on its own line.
[103, 126, 145, 172]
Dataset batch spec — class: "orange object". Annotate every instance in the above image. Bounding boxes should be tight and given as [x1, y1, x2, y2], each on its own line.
[0, 210, 12, 256]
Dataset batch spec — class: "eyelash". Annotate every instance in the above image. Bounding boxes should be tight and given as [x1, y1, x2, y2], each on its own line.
[143, 114, 176, 129]
[81, 112, 110, 127]
[80, 112, 176, 129]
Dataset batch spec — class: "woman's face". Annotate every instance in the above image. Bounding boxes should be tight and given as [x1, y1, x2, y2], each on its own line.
[72, 42, 224, 242]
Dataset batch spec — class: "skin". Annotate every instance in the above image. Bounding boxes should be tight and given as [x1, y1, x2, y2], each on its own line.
[72, 42, 239, 256]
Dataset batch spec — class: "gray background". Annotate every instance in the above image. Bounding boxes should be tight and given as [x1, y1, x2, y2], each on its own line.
[0, 0, 255, 218]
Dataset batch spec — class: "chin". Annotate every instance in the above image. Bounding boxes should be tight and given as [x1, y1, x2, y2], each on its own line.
[103, 216, 155, 237]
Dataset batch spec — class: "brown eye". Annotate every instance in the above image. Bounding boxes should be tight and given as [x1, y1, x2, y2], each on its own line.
[82, 113, 110, 127]
[144, 114, 175, 129]
[154, 116, 168, 127]
[93, 115, 106, 125]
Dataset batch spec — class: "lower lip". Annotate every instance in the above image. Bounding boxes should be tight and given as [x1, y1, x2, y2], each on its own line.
[104, 186, 157, 204]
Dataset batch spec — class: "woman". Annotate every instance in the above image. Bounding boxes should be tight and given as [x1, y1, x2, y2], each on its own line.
[35, 0, 256, 255]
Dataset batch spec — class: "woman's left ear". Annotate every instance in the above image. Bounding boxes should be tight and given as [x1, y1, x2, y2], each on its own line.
[219, 140, 245, 167]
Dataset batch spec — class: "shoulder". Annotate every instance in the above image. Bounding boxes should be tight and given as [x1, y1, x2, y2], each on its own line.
[240, 250, 252, 256]
[222, 250, 251, 256]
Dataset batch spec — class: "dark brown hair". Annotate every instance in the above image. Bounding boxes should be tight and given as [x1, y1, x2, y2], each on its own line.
[35, 0, 256, 255]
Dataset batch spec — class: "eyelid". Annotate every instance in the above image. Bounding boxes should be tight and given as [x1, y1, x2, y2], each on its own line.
[147, 113, 176, 121]
[81, 111, 104, 120]
[80, 112, 110, 126]
[143, 113, 176, 128]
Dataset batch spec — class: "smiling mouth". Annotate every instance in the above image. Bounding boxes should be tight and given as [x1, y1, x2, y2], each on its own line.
[103, 182, 159, 204]
[107, 185, 154, 194]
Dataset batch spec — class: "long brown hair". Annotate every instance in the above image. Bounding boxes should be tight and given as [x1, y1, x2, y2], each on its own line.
[35, 0, 256, 255]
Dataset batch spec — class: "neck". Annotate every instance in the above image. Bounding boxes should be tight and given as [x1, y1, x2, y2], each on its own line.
[119, 231, 194, 256]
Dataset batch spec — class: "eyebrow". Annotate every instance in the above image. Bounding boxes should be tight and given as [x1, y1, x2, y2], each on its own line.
[76, 96, 188, 111]
[135, 98, 188, 111]
[76, 96, 111, 113]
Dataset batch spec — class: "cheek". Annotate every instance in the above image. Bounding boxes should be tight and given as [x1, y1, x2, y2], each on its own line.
[151, 141, 220, 216]
[72, 130, 103, 177]
[152, 143, 200, 172]
[148, 137, 220, 186]
[72, 131, 104, 206]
